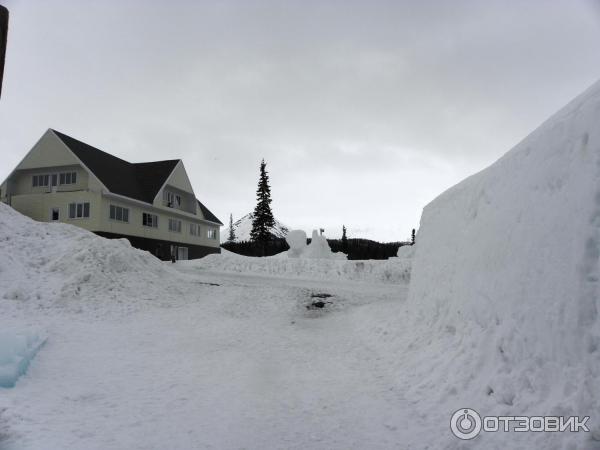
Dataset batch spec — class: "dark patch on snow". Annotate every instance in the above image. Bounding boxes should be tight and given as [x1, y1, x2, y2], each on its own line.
[195, 281, 220, 287]
[306, 300, 333, 310]
[306, 293, 334, 310]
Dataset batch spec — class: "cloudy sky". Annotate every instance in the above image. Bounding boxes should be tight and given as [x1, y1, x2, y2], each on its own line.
[1, 0, 600, 241]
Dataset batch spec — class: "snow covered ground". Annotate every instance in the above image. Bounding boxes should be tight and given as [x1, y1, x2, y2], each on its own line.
[182, 248, 410, 284]
[3, 79, 600, 449]
[0, 203, 421, 450]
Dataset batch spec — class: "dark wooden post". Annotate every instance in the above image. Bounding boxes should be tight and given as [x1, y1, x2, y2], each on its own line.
[0, 5, 8, 99]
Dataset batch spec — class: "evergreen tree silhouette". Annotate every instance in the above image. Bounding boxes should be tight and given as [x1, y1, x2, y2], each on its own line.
[411, 228, 416, 245]
[227, 213, 236, 243]
[250, 159, 275, 254]
[342, 225, 348, 253]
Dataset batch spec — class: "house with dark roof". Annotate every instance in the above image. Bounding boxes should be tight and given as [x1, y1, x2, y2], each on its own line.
[0, 129, 222, 260]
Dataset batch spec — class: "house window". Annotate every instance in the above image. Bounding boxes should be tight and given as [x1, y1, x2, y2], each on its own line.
[68, 202, 90, 219]
[60, 172, 77, 185]
[166, 192, 174, 207]
[34, 172, 76, 188]
[32, 174, 49, 187]
[165, 192, 182, 208]
[109, 205, 129, 223]
[51, 208, 59, 221]
[207, 228, 217, 239]
[190, 223, 200, 236]
[143, 212, 158, 228]
[168, 218, 182, 233]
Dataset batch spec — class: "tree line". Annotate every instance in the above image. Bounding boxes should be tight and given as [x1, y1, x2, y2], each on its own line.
[224, 159, 415, 259]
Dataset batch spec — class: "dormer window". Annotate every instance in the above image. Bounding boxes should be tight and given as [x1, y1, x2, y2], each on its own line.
[165, 191, 182, 208]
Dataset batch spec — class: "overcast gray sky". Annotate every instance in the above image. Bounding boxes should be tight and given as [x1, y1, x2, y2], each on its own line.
[1, 0, 600, 241]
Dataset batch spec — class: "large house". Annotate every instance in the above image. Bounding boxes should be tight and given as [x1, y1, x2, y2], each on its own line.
[0, 129, 222, 260]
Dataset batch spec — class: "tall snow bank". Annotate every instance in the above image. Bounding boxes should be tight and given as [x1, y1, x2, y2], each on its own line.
[405, 81, 600, 445]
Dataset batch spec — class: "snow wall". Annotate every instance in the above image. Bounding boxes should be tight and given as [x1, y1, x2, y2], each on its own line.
[406, 80, 600, 444]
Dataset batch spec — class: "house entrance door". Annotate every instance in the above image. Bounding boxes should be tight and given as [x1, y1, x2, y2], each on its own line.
[177, 247, 188, 260]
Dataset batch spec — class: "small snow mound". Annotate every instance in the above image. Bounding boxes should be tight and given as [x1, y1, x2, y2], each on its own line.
[285, 229, 346, 260]
[286, 230, 307, 257]
[396, 244, 415, 259]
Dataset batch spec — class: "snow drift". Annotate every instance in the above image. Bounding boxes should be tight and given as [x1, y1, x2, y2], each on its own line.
[0, 202, 186, 316]
[182, 249, 410, 284]
[405, 80, 600, 446]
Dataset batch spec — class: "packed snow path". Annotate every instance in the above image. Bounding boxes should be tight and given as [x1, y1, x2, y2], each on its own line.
[1, 270, 431, 450]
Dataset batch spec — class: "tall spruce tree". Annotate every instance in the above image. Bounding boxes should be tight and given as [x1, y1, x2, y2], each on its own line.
[227, 213, 236, 243]
[411, 228, 416, 245]
[341, 225, 348, 253]
[250, 159, 275, 251]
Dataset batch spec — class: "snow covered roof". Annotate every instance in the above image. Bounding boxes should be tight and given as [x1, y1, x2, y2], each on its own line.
[52, 129, 180, 204]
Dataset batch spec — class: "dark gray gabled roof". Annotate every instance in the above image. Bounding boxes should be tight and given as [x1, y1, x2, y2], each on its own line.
[52, 129, 179, 204]
[52, 130, 222, 225]
[197, 200, 223, 225]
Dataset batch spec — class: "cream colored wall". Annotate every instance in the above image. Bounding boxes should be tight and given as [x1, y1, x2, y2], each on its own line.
[10, 191, 102, 231]
[2, 129, 105, 199]
[97, 196, 220, 248]
[162, 161, 194, 194]
[9, 191, 220, 248]
[153, 161, 198, 215]
[18, 130, 81, 170]
[11, 165, 89, 196]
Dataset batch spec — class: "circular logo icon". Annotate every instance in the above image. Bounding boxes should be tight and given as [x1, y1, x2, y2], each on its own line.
[450, 408, 482, 440]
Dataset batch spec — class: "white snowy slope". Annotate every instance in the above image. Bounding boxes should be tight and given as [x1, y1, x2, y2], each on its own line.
[221, 212, 289, 243]
[0, 202, 186, 316]
[0, 204, 424, 450]
[398, 79, 600, 448]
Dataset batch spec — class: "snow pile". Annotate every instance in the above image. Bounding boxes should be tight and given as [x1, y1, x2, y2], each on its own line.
[403, 80, 600, 446]
[0, 203, 186, 315]
[286, 229, 347, 260]
[221, 212, 289, 243]
[0, 330, 46, 388]
[396, 243, 415, 259]
[182, 249, 410, 284]
[286, 230, 308, 257]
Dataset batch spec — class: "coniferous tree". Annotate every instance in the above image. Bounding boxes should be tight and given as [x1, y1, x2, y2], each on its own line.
[250, 159, 275, 252]
[227, 213, 236, 243]
[341, 225, 348, 253]
[411, 228, 416, 245]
